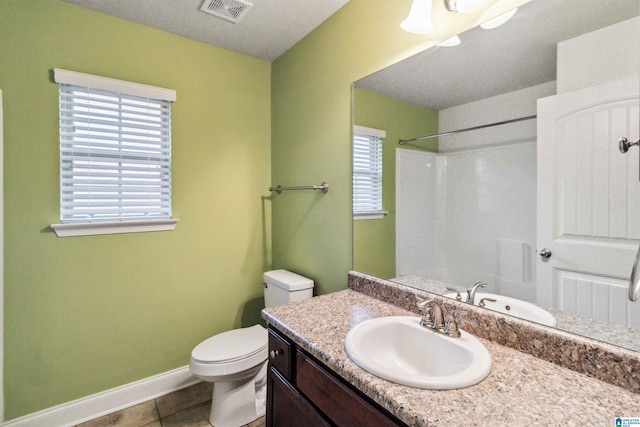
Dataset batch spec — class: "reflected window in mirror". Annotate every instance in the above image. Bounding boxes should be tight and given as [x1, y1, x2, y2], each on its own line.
[353, 125, 387, 220]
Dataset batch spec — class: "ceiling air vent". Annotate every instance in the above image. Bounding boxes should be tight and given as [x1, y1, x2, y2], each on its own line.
[200, 0, 253, 24]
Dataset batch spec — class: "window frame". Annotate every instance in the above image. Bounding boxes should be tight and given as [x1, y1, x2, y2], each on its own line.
[51, 69, 179, 237]
[353, 124, 388, 220]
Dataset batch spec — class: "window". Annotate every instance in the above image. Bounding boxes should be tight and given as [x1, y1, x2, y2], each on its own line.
[353, 125, 387, 220]
[51, 69, 178, 237]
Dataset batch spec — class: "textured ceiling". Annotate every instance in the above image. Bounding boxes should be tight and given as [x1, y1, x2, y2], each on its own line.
[356, 0, 640, 110]
[61, 0, 350, 61]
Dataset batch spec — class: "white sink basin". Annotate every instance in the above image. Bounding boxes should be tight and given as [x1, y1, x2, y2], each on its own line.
[445, 292, 557, 327]
[344, 316, 491, 389]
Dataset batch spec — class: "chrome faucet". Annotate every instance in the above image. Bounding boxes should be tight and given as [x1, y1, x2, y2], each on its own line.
[467, 281, 487, 305]
[417, 299, 445, 329]
[446, 281, 487, 305]
[416, 298, 467, 338]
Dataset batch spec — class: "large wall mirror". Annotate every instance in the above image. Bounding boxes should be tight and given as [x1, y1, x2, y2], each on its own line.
[352, 0, 640, 353]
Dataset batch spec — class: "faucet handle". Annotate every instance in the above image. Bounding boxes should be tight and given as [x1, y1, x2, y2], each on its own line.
[416, 297, 429, 309]
[416, 297, 435, 325]
[478, 297, 497, 308]
[445, 310, 468, 338]
[445, 286, 464, 301]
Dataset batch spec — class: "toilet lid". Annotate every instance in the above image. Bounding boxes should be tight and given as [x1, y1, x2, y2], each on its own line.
[191, 324, 267, 364]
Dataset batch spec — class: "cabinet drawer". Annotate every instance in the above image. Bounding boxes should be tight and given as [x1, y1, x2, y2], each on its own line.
[268, 328, 292, 380]
[296, 351, 405, 427]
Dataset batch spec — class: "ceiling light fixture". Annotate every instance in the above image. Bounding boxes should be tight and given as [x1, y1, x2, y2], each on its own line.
[401, 0, 491, 35]
[444, 0, 488, 13]
[480, 8, 517, 29]
[401, 0, 434, 34]
[437, 35, 461, 47]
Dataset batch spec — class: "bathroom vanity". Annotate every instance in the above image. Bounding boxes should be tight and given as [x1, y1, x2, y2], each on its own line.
[267, 326, 406, 426]
[263, 272, 640, 426]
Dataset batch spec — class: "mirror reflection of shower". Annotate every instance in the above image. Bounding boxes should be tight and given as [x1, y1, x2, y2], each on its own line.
[396, 83, 543, 303]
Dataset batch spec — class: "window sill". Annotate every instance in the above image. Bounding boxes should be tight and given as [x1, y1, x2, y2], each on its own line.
[51, 219, 179, 237]
[353, 211, 388, 221]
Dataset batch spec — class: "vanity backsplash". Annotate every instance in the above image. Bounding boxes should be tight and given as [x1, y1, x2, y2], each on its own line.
[348, 271, 640, 393]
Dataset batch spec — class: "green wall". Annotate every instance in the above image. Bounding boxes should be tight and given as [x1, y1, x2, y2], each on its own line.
[1, 1, 271, 419]
[271, 0, 525, 295]
[352, 88, 438, 279]
[1, 0, 529, 420]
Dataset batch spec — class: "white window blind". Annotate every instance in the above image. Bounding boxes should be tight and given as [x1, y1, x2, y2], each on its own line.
[54, 69, 176, 225]
[353, 125, 386, 215]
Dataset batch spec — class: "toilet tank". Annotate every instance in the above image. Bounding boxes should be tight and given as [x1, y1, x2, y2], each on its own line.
[264, 269, 314, 307]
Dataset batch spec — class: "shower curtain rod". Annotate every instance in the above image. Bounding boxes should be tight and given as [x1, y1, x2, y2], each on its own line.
[398, 114, 537, 145]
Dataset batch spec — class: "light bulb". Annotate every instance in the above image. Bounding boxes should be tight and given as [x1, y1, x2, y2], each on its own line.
[480, 8, 517, 29]
[401, 0, 434, 34]
[437, 35, 461, 47]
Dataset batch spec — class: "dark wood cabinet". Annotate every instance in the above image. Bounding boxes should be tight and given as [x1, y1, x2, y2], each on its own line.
[266, 327, 408, 427]
[267, 366, 330, 427]
[267, 326, 292, 379]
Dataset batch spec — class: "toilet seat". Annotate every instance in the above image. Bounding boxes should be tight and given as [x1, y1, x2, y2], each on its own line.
[188, 270, 313, 427]
[192, 324, 267, 364]
[190, 325, 268, 378]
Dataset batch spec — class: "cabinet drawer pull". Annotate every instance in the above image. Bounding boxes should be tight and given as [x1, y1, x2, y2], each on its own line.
[270, 349, 282, 359]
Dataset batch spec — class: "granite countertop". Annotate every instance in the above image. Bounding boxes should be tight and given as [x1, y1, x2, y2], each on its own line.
[262, 289, 640, 427]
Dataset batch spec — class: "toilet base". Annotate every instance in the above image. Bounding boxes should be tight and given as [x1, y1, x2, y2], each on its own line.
[208, 363, 267, 427]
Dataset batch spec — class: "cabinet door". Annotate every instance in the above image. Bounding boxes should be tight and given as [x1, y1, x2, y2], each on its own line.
[296, 351, 405, 427]
[267, 365, 330, 427]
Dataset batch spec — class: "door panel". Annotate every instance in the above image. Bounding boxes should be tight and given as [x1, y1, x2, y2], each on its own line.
[555, 269, 639, 326]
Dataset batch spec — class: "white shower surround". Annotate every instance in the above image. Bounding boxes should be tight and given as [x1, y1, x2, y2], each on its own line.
[396, 83, 554, 302]
[396, 144, 537, 302]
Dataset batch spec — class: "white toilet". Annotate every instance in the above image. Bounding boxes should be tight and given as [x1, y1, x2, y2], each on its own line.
[189, 269, 314, 427]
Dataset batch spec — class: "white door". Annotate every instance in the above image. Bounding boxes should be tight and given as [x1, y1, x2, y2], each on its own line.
[537, 75, 640, 328]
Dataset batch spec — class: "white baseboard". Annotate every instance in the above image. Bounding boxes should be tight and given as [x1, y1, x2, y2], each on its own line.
[3, 366, 200, 427]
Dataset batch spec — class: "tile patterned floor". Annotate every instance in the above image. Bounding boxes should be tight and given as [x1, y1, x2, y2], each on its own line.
[74, 382, 266, 427]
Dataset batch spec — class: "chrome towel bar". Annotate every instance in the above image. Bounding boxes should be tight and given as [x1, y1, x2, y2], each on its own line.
[269, 182, 329, 194]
